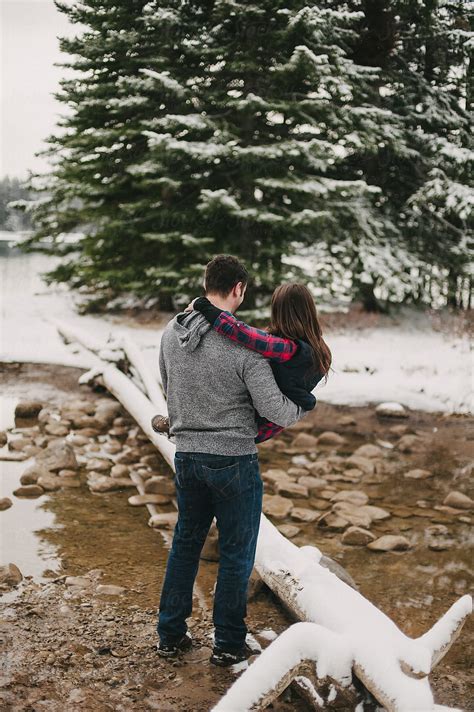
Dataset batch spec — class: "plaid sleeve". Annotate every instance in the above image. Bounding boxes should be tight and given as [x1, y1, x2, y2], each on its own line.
[213, 311, 298, 363]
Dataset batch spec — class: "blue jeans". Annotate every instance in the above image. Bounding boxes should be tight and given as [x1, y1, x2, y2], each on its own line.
[157, 451, 263, 651]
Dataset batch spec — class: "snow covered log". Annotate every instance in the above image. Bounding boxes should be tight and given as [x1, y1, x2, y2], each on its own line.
[55, 323, 472, 712]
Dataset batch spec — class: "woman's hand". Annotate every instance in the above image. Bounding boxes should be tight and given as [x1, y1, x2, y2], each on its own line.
[184, 297, 199, 313]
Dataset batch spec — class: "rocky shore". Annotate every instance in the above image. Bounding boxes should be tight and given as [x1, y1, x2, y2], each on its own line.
[0, 363, 472, 710]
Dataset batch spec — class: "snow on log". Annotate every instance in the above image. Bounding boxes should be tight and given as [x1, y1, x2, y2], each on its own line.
[54, 323, 472, 712]
[211, 622, 352, 712]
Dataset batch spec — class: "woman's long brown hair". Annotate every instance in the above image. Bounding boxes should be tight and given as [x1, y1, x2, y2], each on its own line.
[267, 283, 332, 380]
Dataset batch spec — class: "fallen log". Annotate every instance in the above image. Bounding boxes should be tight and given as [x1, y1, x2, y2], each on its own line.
[55, 322, 472, 712]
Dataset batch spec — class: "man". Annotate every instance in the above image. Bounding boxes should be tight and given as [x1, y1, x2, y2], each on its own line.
[156, 254, 304, 666]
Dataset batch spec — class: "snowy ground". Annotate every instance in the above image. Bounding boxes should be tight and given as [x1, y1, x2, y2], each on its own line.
[1, 244, 471, 414]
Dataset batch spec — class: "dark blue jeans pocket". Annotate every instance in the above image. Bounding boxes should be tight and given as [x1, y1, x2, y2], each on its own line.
[201, 461, 241, 499]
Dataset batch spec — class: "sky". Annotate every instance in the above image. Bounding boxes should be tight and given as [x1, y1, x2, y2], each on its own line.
[1, 0, 75, 180]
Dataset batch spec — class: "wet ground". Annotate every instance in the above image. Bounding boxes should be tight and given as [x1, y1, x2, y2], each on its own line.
[0, 363, 472, 711]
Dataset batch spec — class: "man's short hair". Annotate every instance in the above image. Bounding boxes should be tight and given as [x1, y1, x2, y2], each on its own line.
[204, 255, 249, 297]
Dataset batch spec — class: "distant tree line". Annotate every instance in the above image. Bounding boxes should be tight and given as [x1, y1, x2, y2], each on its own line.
[0, 176, 32, 231]
[18, 0, 473, 311]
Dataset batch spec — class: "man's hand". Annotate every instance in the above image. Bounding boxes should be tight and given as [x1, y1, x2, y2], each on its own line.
[184, 297, 199, 312]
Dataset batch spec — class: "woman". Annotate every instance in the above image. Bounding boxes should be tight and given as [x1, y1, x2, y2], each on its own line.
[152, 283, 331, 442]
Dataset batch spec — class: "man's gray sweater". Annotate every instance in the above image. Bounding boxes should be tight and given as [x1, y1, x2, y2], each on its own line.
[159, 310, 305, 456]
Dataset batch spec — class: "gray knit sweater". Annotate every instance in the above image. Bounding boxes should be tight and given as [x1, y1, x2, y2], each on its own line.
[158, 310, 305, 455]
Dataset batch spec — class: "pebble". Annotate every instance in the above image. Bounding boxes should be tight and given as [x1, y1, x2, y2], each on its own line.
[148, 513, 178, 529]
[443, 491, 473, 510]
[367, 535, 411, 552]
[0, 563, 23, 589]
[288, 467, 310, 477]
[144, 476, 176, 496]
[110, 464, 130, 478]
[96, 584, 127, 596]
[85, 457, 113, 472]
[375, 402, 408, 418]
[262, 494, 294, 520]
[317, 431, 346, 446]
[319, 513, 349, 531]
[0, 497, 13, 511]
[8, 437, 32, 451]
[404, 469, 432, 479]
[261, 469, 291, 488]
[290, 507, 319, 523]
[37, 476, 62, 492]
[0, 431, 7, 447]
[331, 490, 369, 506]
[13, 484, 44, 497]
[345, 455, 375, 475]
[353, 444, 384, 459]
[44, 422, 69, 437]
[35, 440, 78, 472]
[338, 416, 356, 426]
[277, 524, 301, 538]
[88, 476, 135, 493]
[128, 494, 171, 506]
[342, 526, 376, 546]
[275, 481, 309, 499]
[331, 502, 372, 528]
[397, 434, 423, 453]
[15, 401, 43, 418]
[297, 475, 327, 491]
[291, 455, 312, 467]
[291, 433, 319, 451]
[20, 464, 50, 485]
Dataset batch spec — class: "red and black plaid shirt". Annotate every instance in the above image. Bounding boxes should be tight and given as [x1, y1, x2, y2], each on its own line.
[214, 311, 298, 362]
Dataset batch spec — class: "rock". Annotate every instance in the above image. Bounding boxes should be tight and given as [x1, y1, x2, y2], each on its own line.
[275, 481, 309, 499]
[144, 476, 176, 496]
[331, 503, 372, 528]
[110, 464, 130, 478]
[291, 455, 312, 467]
[96, 584, 126, 596]
[338, 416, 356, 426]
[319, 512, 349, 531]
[367, 535, 411, 552]
[404, 468, 433, 480]
[397, 434, 423, 453]
[37, 476, 62, 492]
[359, 505, 391, 521]
[148, 512, 178, 529]
[8, 437, 31, 452]
[390, 424, 409, 437]
[297, 475, 328, 491]
[292, 433, 319, 451]
[128, 494, 171, 506]
[375, 402, 408, 418]
[85, 457, 113, 472]
[310, 497, 332, 510]
[342, 526, 376, 546]
[0, 563, 23, 589]
[288, 467, 310, 478]
[0, 450, 28, 461]
[277, 524, 301, 538]
[290, 507, 318, 523]
[140, 454, 162, 468]
[20, 464, 50, 485]
[262, 494, 294, 520]
[247, 569, 265, 600]
[0, 431, 7, 447]
[317, 431, 346, 447]
[65, 576, 92, 588]
[15, 401, 43, 419]
[428, 539, 455, 551]
[116, 448, 142, 465]
[331, 490, 369, 506]
[308, 460, 333, 476]
[88, 476, 135, 493]
[13, 484, 44, 497]
[261, 469, 291, 488]
[0, 497, 13, 511]
[58, 469, 79, 478]
[353, 444, 384, 459]
[44, 422, 69, 437]
[319, 555, 358, 590]
[345, 455, 375, 475]
[36, 440, 78, 472]
[443, 491, 473, 510]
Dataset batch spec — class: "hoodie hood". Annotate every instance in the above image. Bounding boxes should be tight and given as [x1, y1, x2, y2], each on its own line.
[172, 310, 211, 352]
